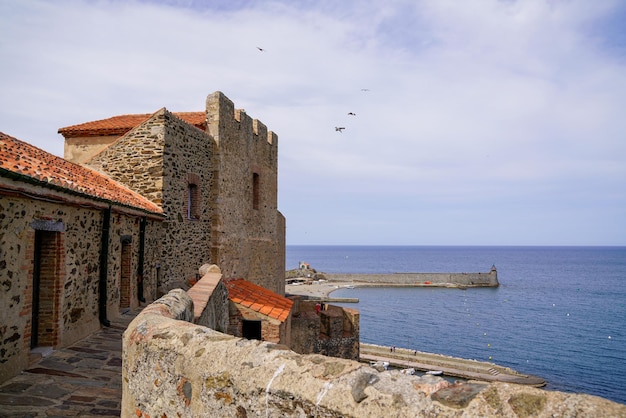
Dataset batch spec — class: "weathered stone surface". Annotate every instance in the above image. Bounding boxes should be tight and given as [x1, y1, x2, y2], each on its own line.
[122, 293, 626, 417]
[431, 382, 488, 408]
[412, 374, 451, 396]
[508, 391, 547, 417]
[351, 372, 379, 403]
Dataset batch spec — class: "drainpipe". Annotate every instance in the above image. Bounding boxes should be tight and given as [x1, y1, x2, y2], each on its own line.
[99, 206, 111, 327]
[137, 216, 146, 303]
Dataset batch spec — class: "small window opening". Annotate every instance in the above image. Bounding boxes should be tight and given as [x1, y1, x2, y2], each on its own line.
[242, 319, 262, 340]
[252, 172, 260, 210]
[187, 183, 199, 220]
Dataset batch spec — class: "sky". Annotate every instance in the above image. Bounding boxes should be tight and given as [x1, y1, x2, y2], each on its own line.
[1, 0, 625, 246]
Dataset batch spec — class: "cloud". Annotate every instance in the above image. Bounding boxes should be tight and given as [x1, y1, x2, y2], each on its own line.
[1, 0, 625, 245]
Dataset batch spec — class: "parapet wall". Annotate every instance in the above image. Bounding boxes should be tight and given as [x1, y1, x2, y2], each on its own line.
[122, 290, 626, 417]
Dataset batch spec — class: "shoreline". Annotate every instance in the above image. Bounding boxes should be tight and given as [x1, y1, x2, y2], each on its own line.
[360, 343, 546, 387]
[286, 280, 546, 388]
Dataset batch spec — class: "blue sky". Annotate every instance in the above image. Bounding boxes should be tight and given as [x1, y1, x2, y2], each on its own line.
[1, 0, 625, 245]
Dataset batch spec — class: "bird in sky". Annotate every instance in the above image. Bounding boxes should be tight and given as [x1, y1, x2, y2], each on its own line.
[348, 112, 356, 116]
[335, 127, 345, 132]
[257, 47, 265, 52]
[361, 88, 370, 91]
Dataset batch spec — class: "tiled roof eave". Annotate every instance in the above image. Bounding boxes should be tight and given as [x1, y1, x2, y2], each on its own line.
[0, 167, 164, 218]
[58, 111, 207, 138]
[58, 128, 133, 138]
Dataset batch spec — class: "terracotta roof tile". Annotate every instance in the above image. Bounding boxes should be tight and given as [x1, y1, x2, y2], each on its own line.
[259, 305, 273, 316]
[0, 131, 163, 215]
[58, 111, 206, 138]
[224, 278, 293, 322]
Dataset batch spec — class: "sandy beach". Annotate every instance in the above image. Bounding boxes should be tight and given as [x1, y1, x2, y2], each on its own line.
[285, 280, 345, 299]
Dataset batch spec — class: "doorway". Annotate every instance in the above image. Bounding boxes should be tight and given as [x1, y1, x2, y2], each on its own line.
[242, 320, 262, 340]
[31, 230, 61, 349]
[120, 238, 132, 310]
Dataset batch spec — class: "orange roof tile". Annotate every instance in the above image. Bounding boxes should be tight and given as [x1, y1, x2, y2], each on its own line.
[58, 111, 206, 138]
[224, 278, 293, 322]
[0, 131, 163, 215]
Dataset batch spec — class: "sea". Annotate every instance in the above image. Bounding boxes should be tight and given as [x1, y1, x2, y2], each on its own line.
[286, 245, 626, 405]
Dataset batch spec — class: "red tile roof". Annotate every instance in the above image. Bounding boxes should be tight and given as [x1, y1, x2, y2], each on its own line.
[58, 111, 206, 138]
[224, 278, 293, 322]
[0, 131, 163, 215]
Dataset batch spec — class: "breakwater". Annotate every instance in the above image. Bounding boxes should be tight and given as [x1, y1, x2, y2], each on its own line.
[325, 265, 499, 288]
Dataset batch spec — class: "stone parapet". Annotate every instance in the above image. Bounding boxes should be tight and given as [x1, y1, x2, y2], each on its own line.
[186, 266, 229, 333]
[122, 291, 626, 417]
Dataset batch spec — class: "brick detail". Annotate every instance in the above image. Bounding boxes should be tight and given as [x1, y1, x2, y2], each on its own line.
[120, 241, 132, 309]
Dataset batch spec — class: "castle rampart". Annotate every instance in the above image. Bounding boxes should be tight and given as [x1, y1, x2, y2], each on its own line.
[205, 92, 283, 294]
[122, 289, 626, 418]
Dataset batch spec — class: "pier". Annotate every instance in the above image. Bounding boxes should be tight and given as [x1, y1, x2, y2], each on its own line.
[360, 343, 546, 387]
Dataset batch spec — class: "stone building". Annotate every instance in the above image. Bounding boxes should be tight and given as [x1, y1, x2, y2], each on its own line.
[58, 91, 285, 295]
[0, 131, 164, 382]
[0, 91, 358, 386]
[224, 277, 293, 345]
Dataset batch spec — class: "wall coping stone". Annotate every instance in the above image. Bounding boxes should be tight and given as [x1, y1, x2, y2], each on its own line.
[187, 271, 223, 321]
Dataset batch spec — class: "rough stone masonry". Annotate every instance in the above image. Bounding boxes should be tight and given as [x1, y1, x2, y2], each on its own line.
[122, 289, 626, 417]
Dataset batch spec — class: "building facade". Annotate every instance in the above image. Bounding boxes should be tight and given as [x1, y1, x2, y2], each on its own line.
[0, 132, 164, 381]
[0, 91, 287, 383]
[59, 91, 285, 296]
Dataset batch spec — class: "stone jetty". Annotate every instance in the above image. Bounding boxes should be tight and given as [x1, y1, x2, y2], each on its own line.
[325, 265, 499, 288]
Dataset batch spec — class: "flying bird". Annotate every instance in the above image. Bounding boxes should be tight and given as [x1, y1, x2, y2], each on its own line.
[257, 47, 265, 52]
[361, 88, 370, 92]
[348, 112, 356, 116]
[335, 127, 345, 132]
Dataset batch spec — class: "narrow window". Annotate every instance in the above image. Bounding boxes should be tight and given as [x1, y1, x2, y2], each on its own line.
[187, 183, 199, 220]
[252, 172, 260, 210]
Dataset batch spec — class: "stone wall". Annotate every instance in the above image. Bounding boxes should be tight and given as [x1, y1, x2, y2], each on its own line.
[0, 182, 160, 384]
[122, 291, 626, 417]
[327, 267, 499, 287]
[206, 92, 284, 294]
[78, 93, 286, 296]
[63, 134, 120, 164]
[280, 299, 359, 360]
[86, 110, 216, 292]
[186, 266, 229, 333]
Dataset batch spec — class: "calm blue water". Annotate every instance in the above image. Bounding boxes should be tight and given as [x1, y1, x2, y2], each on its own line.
[286, 246, 626, 405]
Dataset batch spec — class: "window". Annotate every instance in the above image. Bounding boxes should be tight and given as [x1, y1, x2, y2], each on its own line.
[242, 319, 262, 340]
[252, 172, 260, 210]
[186, 173, 201, 220]
[187, 184, 199, 219]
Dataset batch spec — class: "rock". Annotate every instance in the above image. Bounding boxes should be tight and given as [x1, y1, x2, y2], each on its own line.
[351, 372, 379, 403]
[412, 374, 451, 396]
[431, 382, 488, 409]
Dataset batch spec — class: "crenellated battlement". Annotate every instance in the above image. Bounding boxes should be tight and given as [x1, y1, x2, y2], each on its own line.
[207, 91, 278, 148]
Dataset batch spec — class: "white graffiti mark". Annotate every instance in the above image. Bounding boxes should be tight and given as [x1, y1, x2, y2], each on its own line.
[266, 363, 285, 417]
[316, 381, 333, 406]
